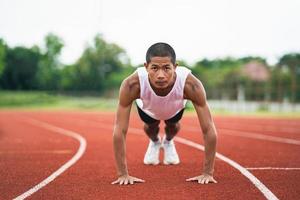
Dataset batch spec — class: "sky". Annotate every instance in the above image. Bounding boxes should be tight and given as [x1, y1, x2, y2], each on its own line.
[1, 0, 300, 65]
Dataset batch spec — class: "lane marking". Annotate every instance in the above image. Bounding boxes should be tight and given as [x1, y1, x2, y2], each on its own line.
[13, 118, 87, 200]
[246, 167, 300, 171]
[212, 122, 300, 134]
[78, 118, 278, 200]
[70, 117, 300, 146]
[0, 150, 72, 154]
[185, 127, 300, 146]
[173, 137, 279, 200]
[36, 116, 279, 200]
[127, 127, 279, 200]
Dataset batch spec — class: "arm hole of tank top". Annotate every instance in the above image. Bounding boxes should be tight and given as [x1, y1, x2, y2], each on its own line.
[182, 71, 191, 99]
[136, 69, 143, 100]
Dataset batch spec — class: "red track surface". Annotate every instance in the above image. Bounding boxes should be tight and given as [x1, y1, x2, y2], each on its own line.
[1, 111, 300, 200]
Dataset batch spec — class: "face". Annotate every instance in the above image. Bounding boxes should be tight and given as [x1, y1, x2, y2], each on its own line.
[144, 56, 177, 89]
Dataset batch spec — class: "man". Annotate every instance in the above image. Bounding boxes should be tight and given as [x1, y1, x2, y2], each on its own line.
[112, 43, 217, 185]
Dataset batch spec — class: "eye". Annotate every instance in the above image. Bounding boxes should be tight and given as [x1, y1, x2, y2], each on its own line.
[164, 66, 171, 71]
[151, 66, 158, 71]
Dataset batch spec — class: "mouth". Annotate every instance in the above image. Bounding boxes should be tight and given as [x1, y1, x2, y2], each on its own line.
[155, 81, 167, 86]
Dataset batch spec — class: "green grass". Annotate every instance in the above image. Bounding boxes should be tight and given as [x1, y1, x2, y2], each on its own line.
[0, 91, 118, 111]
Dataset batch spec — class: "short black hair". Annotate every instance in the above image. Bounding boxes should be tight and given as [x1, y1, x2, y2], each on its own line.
[146, 42, 176, 64]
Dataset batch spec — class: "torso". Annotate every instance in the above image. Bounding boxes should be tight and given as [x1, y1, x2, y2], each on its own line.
[124, 68, 204, 108]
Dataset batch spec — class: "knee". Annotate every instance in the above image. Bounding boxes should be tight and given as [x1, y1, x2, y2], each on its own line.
[144, 121, 160, 132]
[165, 122, 180, 132]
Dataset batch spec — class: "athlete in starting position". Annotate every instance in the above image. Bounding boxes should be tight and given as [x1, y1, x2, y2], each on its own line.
[112, 42, 217, 185]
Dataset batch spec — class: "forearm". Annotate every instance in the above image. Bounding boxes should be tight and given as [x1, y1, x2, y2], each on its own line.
[113, 129, 128, 176]
[202, 124, 217, 175]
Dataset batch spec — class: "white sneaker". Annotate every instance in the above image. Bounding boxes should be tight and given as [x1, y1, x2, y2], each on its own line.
[143, 136, 161, 165]
[162, 136, 180, 165]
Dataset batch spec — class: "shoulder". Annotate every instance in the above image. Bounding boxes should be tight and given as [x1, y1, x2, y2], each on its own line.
[119, 71, 140, 106]
[121, 71, 140, 92]
[176, 66, 191, 75]
[184, 73, 206, 106]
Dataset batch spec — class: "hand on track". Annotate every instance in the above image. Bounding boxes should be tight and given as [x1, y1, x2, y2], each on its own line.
[186, 174, 217, 184]
[111, 174, 145, 185]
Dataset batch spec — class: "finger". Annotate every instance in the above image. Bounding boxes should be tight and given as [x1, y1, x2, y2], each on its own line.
[129, 179, 134, 185]
[211, 178, 217, 183]
[200, 178, 205, 184]
[124, 179, 128, 185]
[111, 179, 119, 185]
[119, 179, 124, 185]
[205, 179, 209, 184]
[134, 178, 145, 183]
[186, 177, 197, 182]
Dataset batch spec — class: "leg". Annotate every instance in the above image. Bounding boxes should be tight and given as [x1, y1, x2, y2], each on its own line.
[164, 121, 180, 141]
[136, 104, 160, 141]
[144, 121, 160, 142]
[162, 121, 180, 165]
[164, 108, 184, 140]
[162, 109, 184, 165]
[143, 121, 161, 165]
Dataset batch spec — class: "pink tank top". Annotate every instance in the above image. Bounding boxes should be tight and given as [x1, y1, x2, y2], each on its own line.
[136, 66, 191, 120]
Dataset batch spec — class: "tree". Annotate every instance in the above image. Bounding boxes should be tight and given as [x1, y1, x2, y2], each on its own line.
[0, 39, 7, 81]
[64, 34, 130, 91]
[0, 46, 42, 90]
[35, 33, 64, 90]
[192, 58, 243, 100]
[278, 53, 300, 103]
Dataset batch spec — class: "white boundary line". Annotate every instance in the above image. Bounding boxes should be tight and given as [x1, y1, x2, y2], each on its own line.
[173, 137, 279, 200]
[246, 167, 300, 171]
[76, 117, 300, 146]
[185, 127, 300, 146]
[13, 118, 87, 200]
[20, 117, 279, 200]
[121, 126, 279, 200]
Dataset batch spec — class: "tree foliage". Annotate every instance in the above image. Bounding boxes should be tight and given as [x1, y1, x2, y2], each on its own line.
[0, 34, 299, 102]
[0, 46, 42, 90]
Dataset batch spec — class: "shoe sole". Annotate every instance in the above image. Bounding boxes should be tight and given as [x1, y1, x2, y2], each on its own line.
[144, 161, 160, 165]
[163, 160, 180, 165]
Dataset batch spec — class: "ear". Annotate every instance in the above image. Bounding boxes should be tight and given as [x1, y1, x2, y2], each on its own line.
[174, 62, 178, 68]
[144, 62, 148, 68]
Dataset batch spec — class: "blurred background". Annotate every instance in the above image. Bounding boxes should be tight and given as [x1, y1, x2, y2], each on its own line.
[0, 0, 299, 114]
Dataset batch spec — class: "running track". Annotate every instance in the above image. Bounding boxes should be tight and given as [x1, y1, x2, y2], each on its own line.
[1, 111, 300, 200]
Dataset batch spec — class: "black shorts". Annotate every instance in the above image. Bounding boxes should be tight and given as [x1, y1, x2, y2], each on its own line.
[136, 105, 184, 124]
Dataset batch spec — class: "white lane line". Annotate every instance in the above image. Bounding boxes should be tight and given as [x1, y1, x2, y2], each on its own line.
[0, 150, 72, 154]
[112, 125, 279, 200]
[185, 127, 300, 146]
[13, 118, 87, 200]
[173, 137, 279, 200]
[246, 167, 300, 171]
[41, 117, 279, 200]
[77, 117, 300, 146]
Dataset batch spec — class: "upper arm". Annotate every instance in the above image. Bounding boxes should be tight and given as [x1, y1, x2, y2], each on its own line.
[114, 72, 140, 134]
[184, 74, 214, 134]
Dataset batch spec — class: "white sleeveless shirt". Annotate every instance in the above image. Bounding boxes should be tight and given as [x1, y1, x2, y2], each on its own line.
[136, 66, 191, 120]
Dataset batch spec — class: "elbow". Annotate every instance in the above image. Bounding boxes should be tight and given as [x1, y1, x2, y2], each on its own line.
[113, 126, 127, 140]
[202, 124, 217, 141]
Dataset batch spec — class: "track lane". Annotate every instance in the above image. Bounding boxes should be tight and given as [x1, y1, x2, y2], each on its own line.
[2, 111, 300, 199]
[18, 111, 272, 199]
[0, 113, 78, 200]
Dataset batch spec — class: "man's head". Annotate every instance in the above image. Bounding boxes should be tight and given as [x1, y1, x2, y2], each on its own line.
[144, 42, 178, 89]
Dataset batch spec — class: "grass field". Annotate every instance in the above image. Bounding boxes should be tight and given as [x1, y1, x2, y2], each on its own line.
[0, 91, 118, 111]
[1, 91, 300, 118]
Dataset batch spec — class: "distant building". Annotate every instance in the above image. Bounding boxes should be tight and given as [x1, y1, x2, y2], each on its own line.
[242, 61, 270, 81]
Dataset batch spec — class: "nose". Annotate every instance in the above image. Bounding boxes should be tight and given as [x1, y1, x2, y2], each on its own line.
[157, 69, 165, 79]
